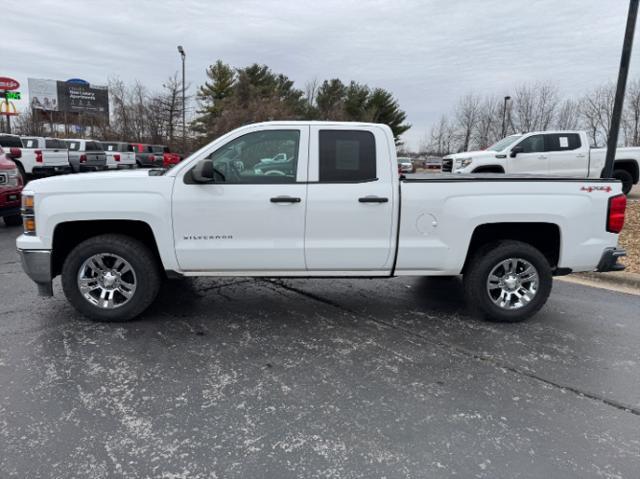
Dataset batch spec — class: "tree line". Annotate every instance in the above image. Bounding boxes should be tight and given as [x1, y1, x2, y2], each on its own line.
[423, 80, 640, 156]
[10, 61, 410, 152]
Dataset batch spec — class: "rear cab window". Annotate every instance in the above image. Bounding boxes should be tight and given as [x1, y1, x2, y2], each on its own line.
[318, 130, 376, 182]
[45, 139, 66, 149]
[65, 141, 81, 151]
[0, 135, 24, 148]
[22, 137, 40, 148]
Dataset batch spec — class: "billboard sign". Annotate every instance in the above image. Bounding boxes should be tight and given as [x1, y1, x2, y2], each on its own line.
[0, 77, 20, 90]
[57, 81, 109, 116]
[28, 78, 58, 111]
[28, 78, 109, 118]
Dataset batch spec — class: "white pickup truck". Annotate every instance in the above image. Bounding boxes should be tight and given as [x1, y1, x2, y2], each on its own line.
[0, 134, 71, 182]
[17, 121, 627, 323]
[442, 130, 639, 195]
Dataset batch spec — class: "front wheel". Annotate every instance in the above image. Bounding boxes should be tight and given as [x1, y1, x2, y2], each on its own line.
[61, 234, 161, 322]
[463, 240, 552, 322]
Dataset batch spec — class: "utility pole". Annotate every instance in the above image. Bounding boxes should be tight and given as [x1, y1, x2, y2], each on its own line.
[501, 96, 511, 138]
[603, 0, 639, 178]
[177, 45, 186, 154]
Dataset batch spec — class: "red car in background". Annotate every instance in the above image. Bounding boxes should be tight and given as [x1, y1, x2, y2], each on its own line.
[151, 145, 183, 169]
[0, 146, 23, 226]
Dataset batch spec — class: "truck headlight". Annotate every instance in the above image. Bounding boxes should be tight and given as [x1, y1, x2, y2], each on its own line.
[21, 193, 36, 236]
[455, 158, 473, 169]
[5, 168, 20, 186]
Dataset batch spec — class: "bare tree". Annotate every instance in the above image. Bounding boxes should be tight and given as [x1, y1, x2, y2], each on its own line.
[555, 98, 580, 130]
[623, 78, 640, 146]
[511, 82, 559, 132]
[455, 94, 480, 151]
[580, 82, 615, 147]
[473, 96, 502, 149]
[424, 114, 456, 156]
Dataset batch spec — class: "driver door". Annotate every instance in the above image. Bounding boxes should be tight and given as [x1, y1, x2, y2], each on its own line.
[508, 134, 548, 174]
[172, 126, 309, 273]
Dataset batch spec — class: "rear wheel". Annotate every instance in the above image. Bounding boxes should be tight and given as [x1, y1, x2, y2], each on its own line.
[463, 240, 552, 322]
[3, 215, 22, 227]
[613, 169, 633, 195]
[61, 234, 161, 322]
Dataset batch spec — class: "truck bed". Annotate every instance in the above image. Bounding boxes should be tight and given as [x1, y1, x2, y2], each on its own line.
[402, 173, 617, 183]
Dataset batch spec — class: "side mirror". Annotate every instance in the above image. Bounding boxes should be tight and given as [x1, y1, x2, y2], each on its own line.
[510, 146, 523, 158]
[192, 159, 214, 183]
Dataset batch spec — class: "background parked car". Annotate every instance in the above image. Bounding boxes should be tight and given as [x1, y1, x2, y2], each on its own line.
[100, 142, 137, 169]
[397, 156, 415, 173]
[64, 139, 107, 173]
[20, 136, 72, 178]
[159, 146, 183, 168]
[132, 143, 163, 168]
[0, 146, 23, 227]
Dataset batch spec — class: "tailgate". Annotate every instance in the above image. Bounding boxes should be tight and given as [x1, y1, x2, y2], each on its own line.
[43, 150, 69, 167]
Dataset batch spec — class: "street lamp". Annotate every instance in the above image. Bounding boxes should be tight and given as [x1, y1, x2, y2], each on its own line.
[501, 95, 511, 138]
[177, 45, 186, 154]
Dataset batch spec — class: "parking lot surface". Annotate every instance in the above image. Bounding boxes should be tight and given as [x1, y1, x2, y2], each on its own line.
[1, 225, 639, 478]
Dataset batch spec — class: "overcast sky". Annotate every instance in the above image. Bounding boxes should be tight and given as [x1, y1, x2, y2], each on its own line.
[3, 0, 640, 148]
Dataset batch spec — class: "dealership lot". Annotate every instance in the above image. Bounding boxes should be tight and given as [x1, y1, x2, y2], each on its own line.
[1, 225, 639, 478]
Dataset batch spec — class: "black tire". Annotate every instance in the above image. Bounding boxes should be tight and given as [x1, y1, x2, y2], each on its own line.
[61, 234, 161, 322]
[463, 240, 552, 323]
[3, 215, 22, 227]
[613, 169, 634, 195]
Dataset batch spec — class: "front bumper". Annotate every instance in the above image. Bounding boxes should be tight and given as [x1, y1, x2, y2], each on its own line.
[596, 247, 626, 272]
[18, 249, 53, 296]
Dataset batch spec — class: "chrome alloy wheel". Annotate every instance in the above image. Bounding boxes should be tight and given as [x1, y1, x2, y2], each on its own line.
[486, 258, 539, 310]
[77, 253, 137, 309]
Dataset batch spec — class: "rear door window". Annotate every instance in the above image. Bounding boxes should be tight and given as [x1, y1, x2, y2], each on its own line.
[544, 134, 581, 152]
[318, 130, 377, 182]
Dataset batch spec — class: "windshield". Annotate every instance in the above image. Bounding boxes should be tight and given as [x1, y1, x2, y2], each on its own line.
[487, 135, 522, 152]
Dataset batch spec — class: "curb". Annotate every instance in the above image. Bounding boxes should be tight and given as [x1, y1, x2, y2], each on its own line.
[562, 271, 640, 294]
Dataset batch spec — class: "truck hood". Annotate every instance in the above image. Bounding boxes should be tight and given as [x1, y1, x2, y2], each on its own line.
[24, 170, 171, 195]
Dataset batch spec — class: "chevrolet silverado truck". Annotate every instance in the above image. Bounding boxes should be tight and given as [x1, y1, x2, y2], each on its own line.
[64, 139, 107, 173]
[16, 121, 627, 323]
[20, 136, 72, 178]
[442, 130, 639, 195]
[100, 141, 137, 170]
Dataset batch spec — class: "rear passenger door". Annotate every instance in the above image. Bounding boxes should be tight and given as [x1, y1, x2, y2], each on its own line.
[544, 133, 586, 176]
[304, 126, 395, 272]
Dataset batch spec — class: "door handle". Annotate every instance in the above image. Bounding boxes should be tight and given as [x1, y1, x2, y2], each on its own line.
[270, 196, 301, 204]
[358, 196, 389, 203]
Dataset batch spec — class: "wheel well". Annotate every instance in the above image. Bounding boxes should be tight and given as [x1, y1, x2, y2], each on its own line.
[613, 160, 639, 184]
[471, 165, 505, 174]
[51, 220, 161, 277]
[463, 223, 561, 272]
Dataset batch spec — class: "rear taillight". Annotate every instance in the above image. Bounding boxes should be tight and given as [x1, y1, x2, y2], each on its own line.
[9, 147, 21, 159]
[607, 194, 626, 233]
[35, 149, 43, 163]
[79, 154, 87, 163]
[149, 154, 155, 162]
[114, 154, 121, 162]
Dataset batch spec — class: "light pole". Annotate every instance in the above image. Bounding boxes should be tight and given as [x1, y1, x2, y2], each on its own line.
[603, 0, 638, 178]
[177, 45, 186, 154]
[501, 95, 511, 138]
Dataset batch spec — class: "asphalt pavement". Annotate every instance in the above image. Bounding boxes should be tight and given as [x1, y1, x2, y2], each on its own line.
[1, 224, 639, 478]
